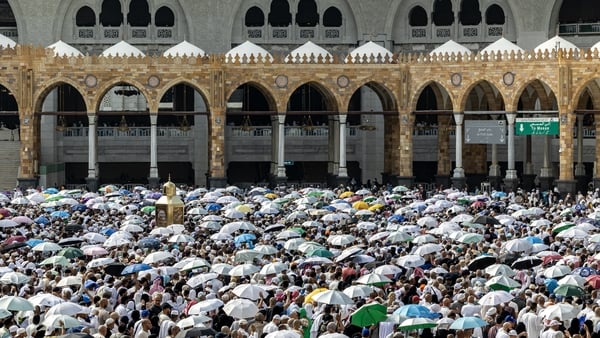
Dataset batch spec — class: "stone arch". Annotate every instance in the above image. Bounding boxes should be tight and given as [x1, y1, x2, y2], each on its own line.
[511, 78, 558, 111]
[410, 80, 455, 113]
[224, 80, 278, 113]
[572, 78, 600, 111]
[343, 80, 398, 112]
[3, 0, 24, 41]
[286, 80, 339, 113]
[33, 77, 89, 114]
[156, 78, 211, 113]
[458, 79, 506, 112]
[93, 79, 151, 112]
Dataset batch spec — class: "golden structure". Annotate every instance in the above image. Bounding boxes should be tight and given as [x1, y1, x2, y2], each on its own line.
[5, 45, 600, 194]
[154, 177, 184, 227]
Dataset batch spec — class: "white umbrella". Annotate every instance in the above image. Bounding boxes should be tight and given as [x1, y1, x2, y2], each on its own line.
[234, 249, 263, 263]
[412, 234, 437, 244]
[28, 293, 64, 307]
[32, 242, 62, 252]
[254, 244, 278, 255]
[484, 264, 516, 277]
[228, 263, 260, 277]
[232, 284, 267, 300]
[374, 264, 403, 276]
[355, 273, 392, 286]
[0, 272, 29, 285]
[168, 234, 195, 244]
[342, 285, 373, 299]
[284, 238, 306, 251]
[558, 275, 585, 287]
[414, 243, 443, 256]
[82, 232, 107, 243]
[210, 264, 234, 275]
[312, 290, 355, 305]
[265, 331, 301, 338]
[176, 315, 212, 329]
[478, 290, 513, 306]
[188, 299, 225, 315]
[186, 273, 219, 288]
[327, 234, 356, 246]
[544, 265, 571, 278]
[556, 228, 588, 240]
[150, 227, 174, 236]
[223, 298, 259, 318]
[503, 239, 533, 253]
[396, 255, 425, 268]
[540, 303, 579, 320]
[56, 276, 82, 287]
[259, 262, 288, 275]
[143, 251, 175, 264]
[42, 314, 82, 329]
[417, 216, 438, 228]
[87, 257, 115, 269]
[0, 296, 33, 311]
[179, 258, 211, 271]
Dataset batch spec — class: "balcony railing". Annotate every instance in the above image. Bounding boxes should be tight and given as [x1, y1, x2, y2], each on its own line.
[245, 25, 344, 43]
[412, 126, 597, 138]
[62, 126, 191, 137]
[229, 126, 358, 137]
[559, 23, 600, 35]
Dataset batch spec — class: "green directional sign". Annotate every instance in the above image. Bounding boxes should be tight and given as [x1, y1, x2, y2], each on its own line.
[515, 117, 559, 135]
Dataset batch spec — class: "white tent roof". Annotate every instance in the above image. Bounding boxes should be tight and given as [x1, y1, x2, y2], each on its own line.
[101, 41, 145, 57]
[430, 40, 472, 56]
[591, 40, 600, 52]
[346, 41, 393, 63]
[285, 41, 332, 62]
[47, 40, 83, 57]
[0, 33, 16, 48]
[534, 36, 577, 53]
[481, 37, 524, 55]
[163, 40, 205, 57]
[225, 41, 272, 62]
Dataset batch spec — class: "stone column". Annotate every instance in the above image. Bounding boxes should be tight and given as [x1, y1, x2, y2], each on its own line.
[575, 114, 587, 192]
[451, 112, 466, 189]
[488, 115, 501, 189]
[595, 117, 600, 188]
[538, 135, 554, 190]
[148, 113, 160, 188]
[17, 112, 39, 189]
[397, 112, 415, 188]
[275, 114, 287, 184]
[86, 113, 98, 192]
[327, 115, 339, 186]
[521, 135, 536, 191]
[208, 108, 227, 188]
[555, 111, 577, 195]
[435, 114, 451, 188]
[504, 112, 519, 191]
[336, 113, 348, 186]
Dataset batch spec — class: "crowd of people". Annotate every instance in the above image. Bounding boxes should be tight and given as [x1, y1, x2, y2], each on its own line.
[0, 183, 598, 338]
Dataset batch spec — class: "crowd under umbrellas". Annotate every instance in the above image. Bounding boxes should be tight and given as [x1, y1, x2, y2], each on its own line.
[0, 185, 599, 338]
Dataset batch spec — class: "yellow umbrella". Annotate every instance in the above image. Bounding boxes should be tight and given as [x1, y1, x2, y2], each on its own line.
[265, 193, 278, 199]
[304, 287, 328, 304]
[339, 191, 354, 198]
[352, 201, 369, 210]
[368, 204, 384, 211]
[235, 204, 253, 214]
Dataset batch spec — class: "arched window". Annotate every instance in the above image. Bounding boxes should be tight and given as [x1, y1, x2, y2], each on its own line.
[485, 5, 505, 25]
[268, 0, 291, 27]
[245, 7, 265, 27]
[155, 6, 174, 27]
[100, 0, 123, 27]
[459, 0, 481, 25]
[409, 6, 428, 26]
[128, 0, 150, 26]
[559, 0, 600, 24]
[432, 0, 454, 26]
[323, 7, 342, 27]
[76, 6, 96, 27]
[0, 0, 16, 27]
[296, 0, 318, 27]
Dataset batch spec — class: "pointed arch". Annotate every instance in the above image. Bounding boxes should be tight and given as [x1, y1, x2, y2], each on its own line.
[433, 0, 454, 26]
[286, 81, 339, 113]
[128, 0, 150, 27]
[296, 0, 319, 27]
[485, 4, 505, 25]
[34, 78, 88, 114]
[268, 0, 292, 27]
[156, 79, 211, 113]
[409, 6, 428, 26]
[346, 81, 398, 112]
[410, 81, 455, 112]
[245, 6, 265, 27]
[76, 6, 95, 27]
[100, 0, 123, 27]
[93, 80, 150, 112]
[459, 0, 482, 25]
[323, 6, 342, 27]
[512, 79, 558, 112]
[459, 80, 505, 112]
[155, 6, 175, 27]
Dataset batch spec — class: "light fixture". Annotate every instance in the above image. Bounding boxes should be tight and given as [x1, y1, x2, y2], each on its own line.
[56, 115, 67, 132]
[179, 115, 191, 132]
[115, 86, 140, 97]
[118, 115, 129, 132]
[359, 125, 376, 131]
[302, 115, 314, 131]
[241, 115, 254, 132]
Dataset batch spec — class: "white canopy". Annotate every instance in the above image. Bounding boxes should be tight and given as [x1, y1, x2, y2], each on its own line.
[430, 40, 471, 56]
[481, 37, 524, 55]
[0, 33, 16, 48]
[285, 41, 332, 63]
[534, 36, 577, 53]
[589, 40, 600, 52]
[346, 41, 393, 63]
[163, 40, 205, 57]
[47, 40, 83, 57]
[101, 41, 145, 57]
[225, 41, 272, 63]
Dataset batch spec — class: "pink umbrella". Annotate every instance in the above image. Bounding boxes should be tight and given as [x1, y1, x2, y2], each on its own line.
[11, 216, 33, 224]
[83, 246, 109, 256]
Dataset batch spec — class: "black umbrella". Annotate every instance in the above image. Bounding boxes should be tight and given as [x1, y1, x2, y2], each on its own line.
[185, 327, 217, 338]
[0, 242, 28, 253]
[511, 256, 543, 270]
[58, 237, 84, 246]
[65, 224, 84, 232]
[104, 263, 126, 276]
[264, 224, 285, 233]
[472, 215, 500, 225]
[467, 255, 497, 271]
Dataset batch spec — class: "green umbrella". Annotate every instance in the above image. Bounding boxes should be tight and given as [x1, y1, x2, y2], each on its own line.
[45, 195, 64, 202]
[485, 275, 521, 291]
[350, 303, 388, 327]
[463, 222, 485, 230]
[289, 227, 306, 235]
[58, 247, 83, 259]
[141, 206, 156, 214]
[307, 191, 324, 198]
[553, 222, 575, 233]
[40, 255, 69, 267]
[306, 248, 334, 258]
[363, 196, 377, 203]
[456, 233, 484, 244]
[398, 318, 438, 331]
[553, 284, 585, 297]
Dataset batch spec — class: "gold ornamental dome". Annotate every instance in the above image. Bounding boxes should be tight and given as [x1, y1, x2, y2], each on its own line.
[162, 175, 177, 197]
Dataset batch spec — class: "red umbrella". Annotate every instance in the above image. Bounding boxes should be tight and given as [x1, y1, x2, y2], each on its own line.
[542, 254, 563, 265]
[586, 275, 600, 289]
[0, 209, 11, 218]
[471, 201, 486, 209]
[3, 236, 26, 245]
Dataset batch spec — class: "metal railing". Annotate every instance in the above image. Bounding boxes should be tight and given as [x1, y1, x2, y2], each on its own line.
[62, 127, 191, 137]
[229, 126, 358, 137]
[559, 23, 600, 35]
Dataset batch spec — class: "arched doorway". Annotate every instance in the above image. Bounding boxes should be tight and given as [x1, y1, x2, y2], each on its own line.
[0, 83, 18, 190]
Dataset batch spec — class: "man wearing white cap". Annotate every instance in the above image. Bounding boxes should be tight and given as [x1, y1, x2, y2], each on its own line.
[540, 320, 564, 338]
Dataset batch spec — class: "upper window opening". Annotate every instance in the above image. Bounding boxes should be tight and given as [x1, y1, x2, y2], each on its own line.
[268, 0, 292, 27]
[245, 6, 265, 27]
[296, 0, 319, 27]
[409, 6, 428, 26]
[323, 7, 342, 27]
[459, 0, 482, 25]
[485, 5, 505, 25]
[433, 0, 454, 26]
[100, 0, 123, 27]
[127, 0, 151, 27]
[155, 6, 174, 27]
[76, 6, 96, 27]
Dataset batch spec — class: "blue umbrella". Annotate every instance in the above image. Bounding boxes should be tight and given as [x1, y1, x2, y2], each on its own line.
[322, 205, 336, 212]
[525, 236, 542, 244]
[544, 278, 558, 294]
[393, 305, 439, 319]
[206, 203, 222, 212]
[71, 204, 87, 212]
[573, 267, 598, 277]
[119, 189, 131, 196]
[100, 228, 116, 236]
[139, 238, 161, 249]
[34, 216, 49, 225]
[234, 233, 256, 246]
[26, 239, 44, 247]
[43, 188, 59, 194]
[491, 191, 507, 199]
[387, 215, 406, 223]
[50, 210, 70, 219]
[449, 317, 488, 330]
[121, 263, 152, 275]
